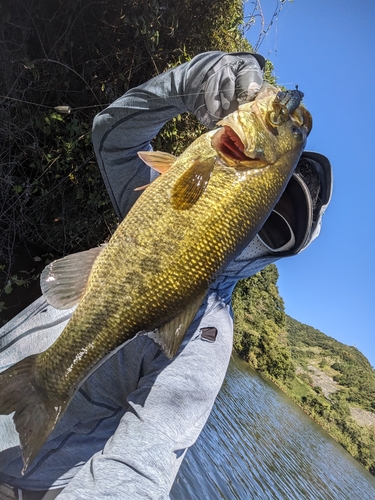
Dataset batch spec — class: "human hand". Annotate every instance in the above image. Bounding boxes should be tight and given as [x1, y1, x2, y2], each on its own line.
[192, 53, 264, 129]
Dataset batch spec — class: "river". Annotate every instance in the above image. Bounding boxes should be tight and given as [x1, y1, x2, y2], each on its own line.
[170, 354, 375, 499]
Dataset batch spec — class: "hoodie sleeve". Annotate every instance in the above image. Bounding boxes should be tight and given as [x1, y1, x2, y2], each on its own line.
[91, 51, 264, 219]
[56, 293, 234, 500]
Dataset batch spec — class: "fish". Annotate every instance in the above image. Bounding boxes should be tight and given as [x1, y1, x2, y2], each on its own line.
[0, 84, 312, 472]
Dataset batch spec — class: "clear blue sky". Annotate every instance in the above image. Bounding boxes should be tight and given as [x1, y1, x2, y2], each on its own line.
[244, 0, 375, 367]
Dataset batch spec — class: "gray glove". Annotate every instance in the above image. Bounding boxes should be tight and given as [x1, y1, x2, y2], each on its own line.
[192, 53, 265, 129]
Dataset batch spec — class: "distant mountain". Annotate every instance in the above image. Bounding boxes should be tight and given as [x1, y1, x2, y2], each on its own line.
[287, 315, 373, 372]
[232, 265, 375, 476]
[286, 315, 375, 412]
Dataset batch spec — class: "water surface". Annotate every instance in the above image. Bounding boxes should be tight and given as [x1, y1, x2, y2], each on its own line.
[171, 355, 375, 499]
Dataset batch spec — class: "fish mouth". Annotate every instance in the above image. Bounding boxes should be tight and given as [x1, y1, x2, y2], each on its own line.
[212, 126, 254, 162]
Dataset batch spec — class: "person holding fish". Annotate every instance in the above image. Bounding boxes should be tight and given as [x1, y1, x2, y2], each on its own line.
[0, 51, 332, 500]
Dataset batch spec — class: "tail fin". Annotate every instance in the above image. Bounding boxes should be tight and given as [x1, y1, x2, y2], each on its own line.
[0, 355, 69, 474]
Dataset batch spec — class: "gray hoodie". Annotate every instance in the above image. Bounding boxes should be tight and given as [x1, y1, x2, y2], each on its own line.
[0, 51, 332, 499]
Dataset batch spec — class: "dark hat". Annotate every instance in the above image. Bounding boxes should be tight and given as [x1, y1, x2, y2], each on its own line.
[258, 151, 333, 254]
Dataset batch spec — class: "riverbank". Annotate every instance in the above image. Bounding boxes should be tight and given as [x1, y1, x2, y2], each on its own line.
[172, 354, 375, 499]
[245, 359, 375, 477]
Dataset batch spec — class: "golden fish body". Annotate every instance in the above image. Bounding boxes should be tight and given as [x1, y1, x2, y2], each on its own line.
[0, 85, 312, 471]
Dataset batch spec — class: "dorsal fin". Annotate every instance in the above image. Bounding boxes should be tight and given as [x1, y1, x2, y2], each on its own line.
[40, 246, 106, 309]
[171, 158, 216, 210]
[137, 151, 177, 173]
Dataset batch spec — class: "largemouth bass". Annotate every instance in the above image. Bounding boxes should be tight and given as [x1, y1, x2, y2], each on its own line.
[0, 84, 312, 472]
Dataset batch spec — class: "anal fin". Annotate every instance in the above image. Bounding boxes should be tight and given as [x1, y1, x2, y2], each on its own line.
[148, 293, 206, 358]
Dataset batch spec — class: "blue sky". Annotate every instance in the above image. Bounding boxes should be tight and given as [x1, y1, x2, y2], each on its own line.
[244, 0, 375, 367]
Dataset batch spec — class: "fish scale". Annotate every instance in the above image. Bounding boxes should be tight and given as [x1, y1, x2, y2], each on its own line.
[40, 166, 272, 393]
[0, 85, 312, 472]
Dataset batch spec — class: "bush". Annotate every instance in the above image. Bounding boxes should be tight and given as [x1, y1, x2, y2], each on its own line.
[0, 0, 252, 304]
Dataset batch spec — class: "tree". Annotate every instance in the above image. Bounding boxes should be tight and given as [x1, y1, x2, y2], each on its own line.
[0, 0, 253, 315]
[233, 264, 295, 381]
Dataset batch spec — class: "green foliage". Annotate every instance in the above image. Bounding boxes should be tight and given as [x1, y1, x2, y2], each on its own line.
[282, 315, 375, 474]
[319, 357, 329, 369]
[263, 60, 277, 86]
[232, 264, 295, 381]
[287, 316, 372, 368]
[331, 362, 375, 411]
[233, 266, 375, 474]
[287, 316, 375, 412]
[0, 0, 256, 308]
[297, 390, 375, 472]
[301, 393, 332, 419]
[287, 376, 312, 398]
[298, 372, 313, 386]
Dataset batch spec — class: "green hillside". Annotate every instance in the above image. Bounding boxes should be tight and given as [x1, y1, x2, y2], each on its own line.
[287, 316, 375, 412]
[233, 265, 375, 476]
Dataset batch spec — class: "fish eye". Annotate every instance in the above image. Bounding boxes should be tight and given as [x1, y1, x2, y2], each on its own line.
[291, 126, 304, 142]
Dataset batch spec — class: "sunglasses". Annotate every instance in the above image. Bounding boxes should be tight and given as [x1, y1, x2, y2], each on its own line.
[257, 210, 296, 252]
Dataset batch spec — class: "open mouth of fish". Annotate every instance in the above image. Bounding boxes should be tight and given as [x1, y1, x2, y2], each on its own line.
[213, 126, 254, 162]
[213, 88, 307, 164]
[215, 126, 250, 161]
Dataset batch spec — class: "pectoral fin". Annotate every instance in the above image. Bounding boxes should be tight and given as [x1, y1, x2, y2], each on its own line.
[171, 158, 216, 210]
[148, 292, 206, 358]
[40, 246, 106, 309]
